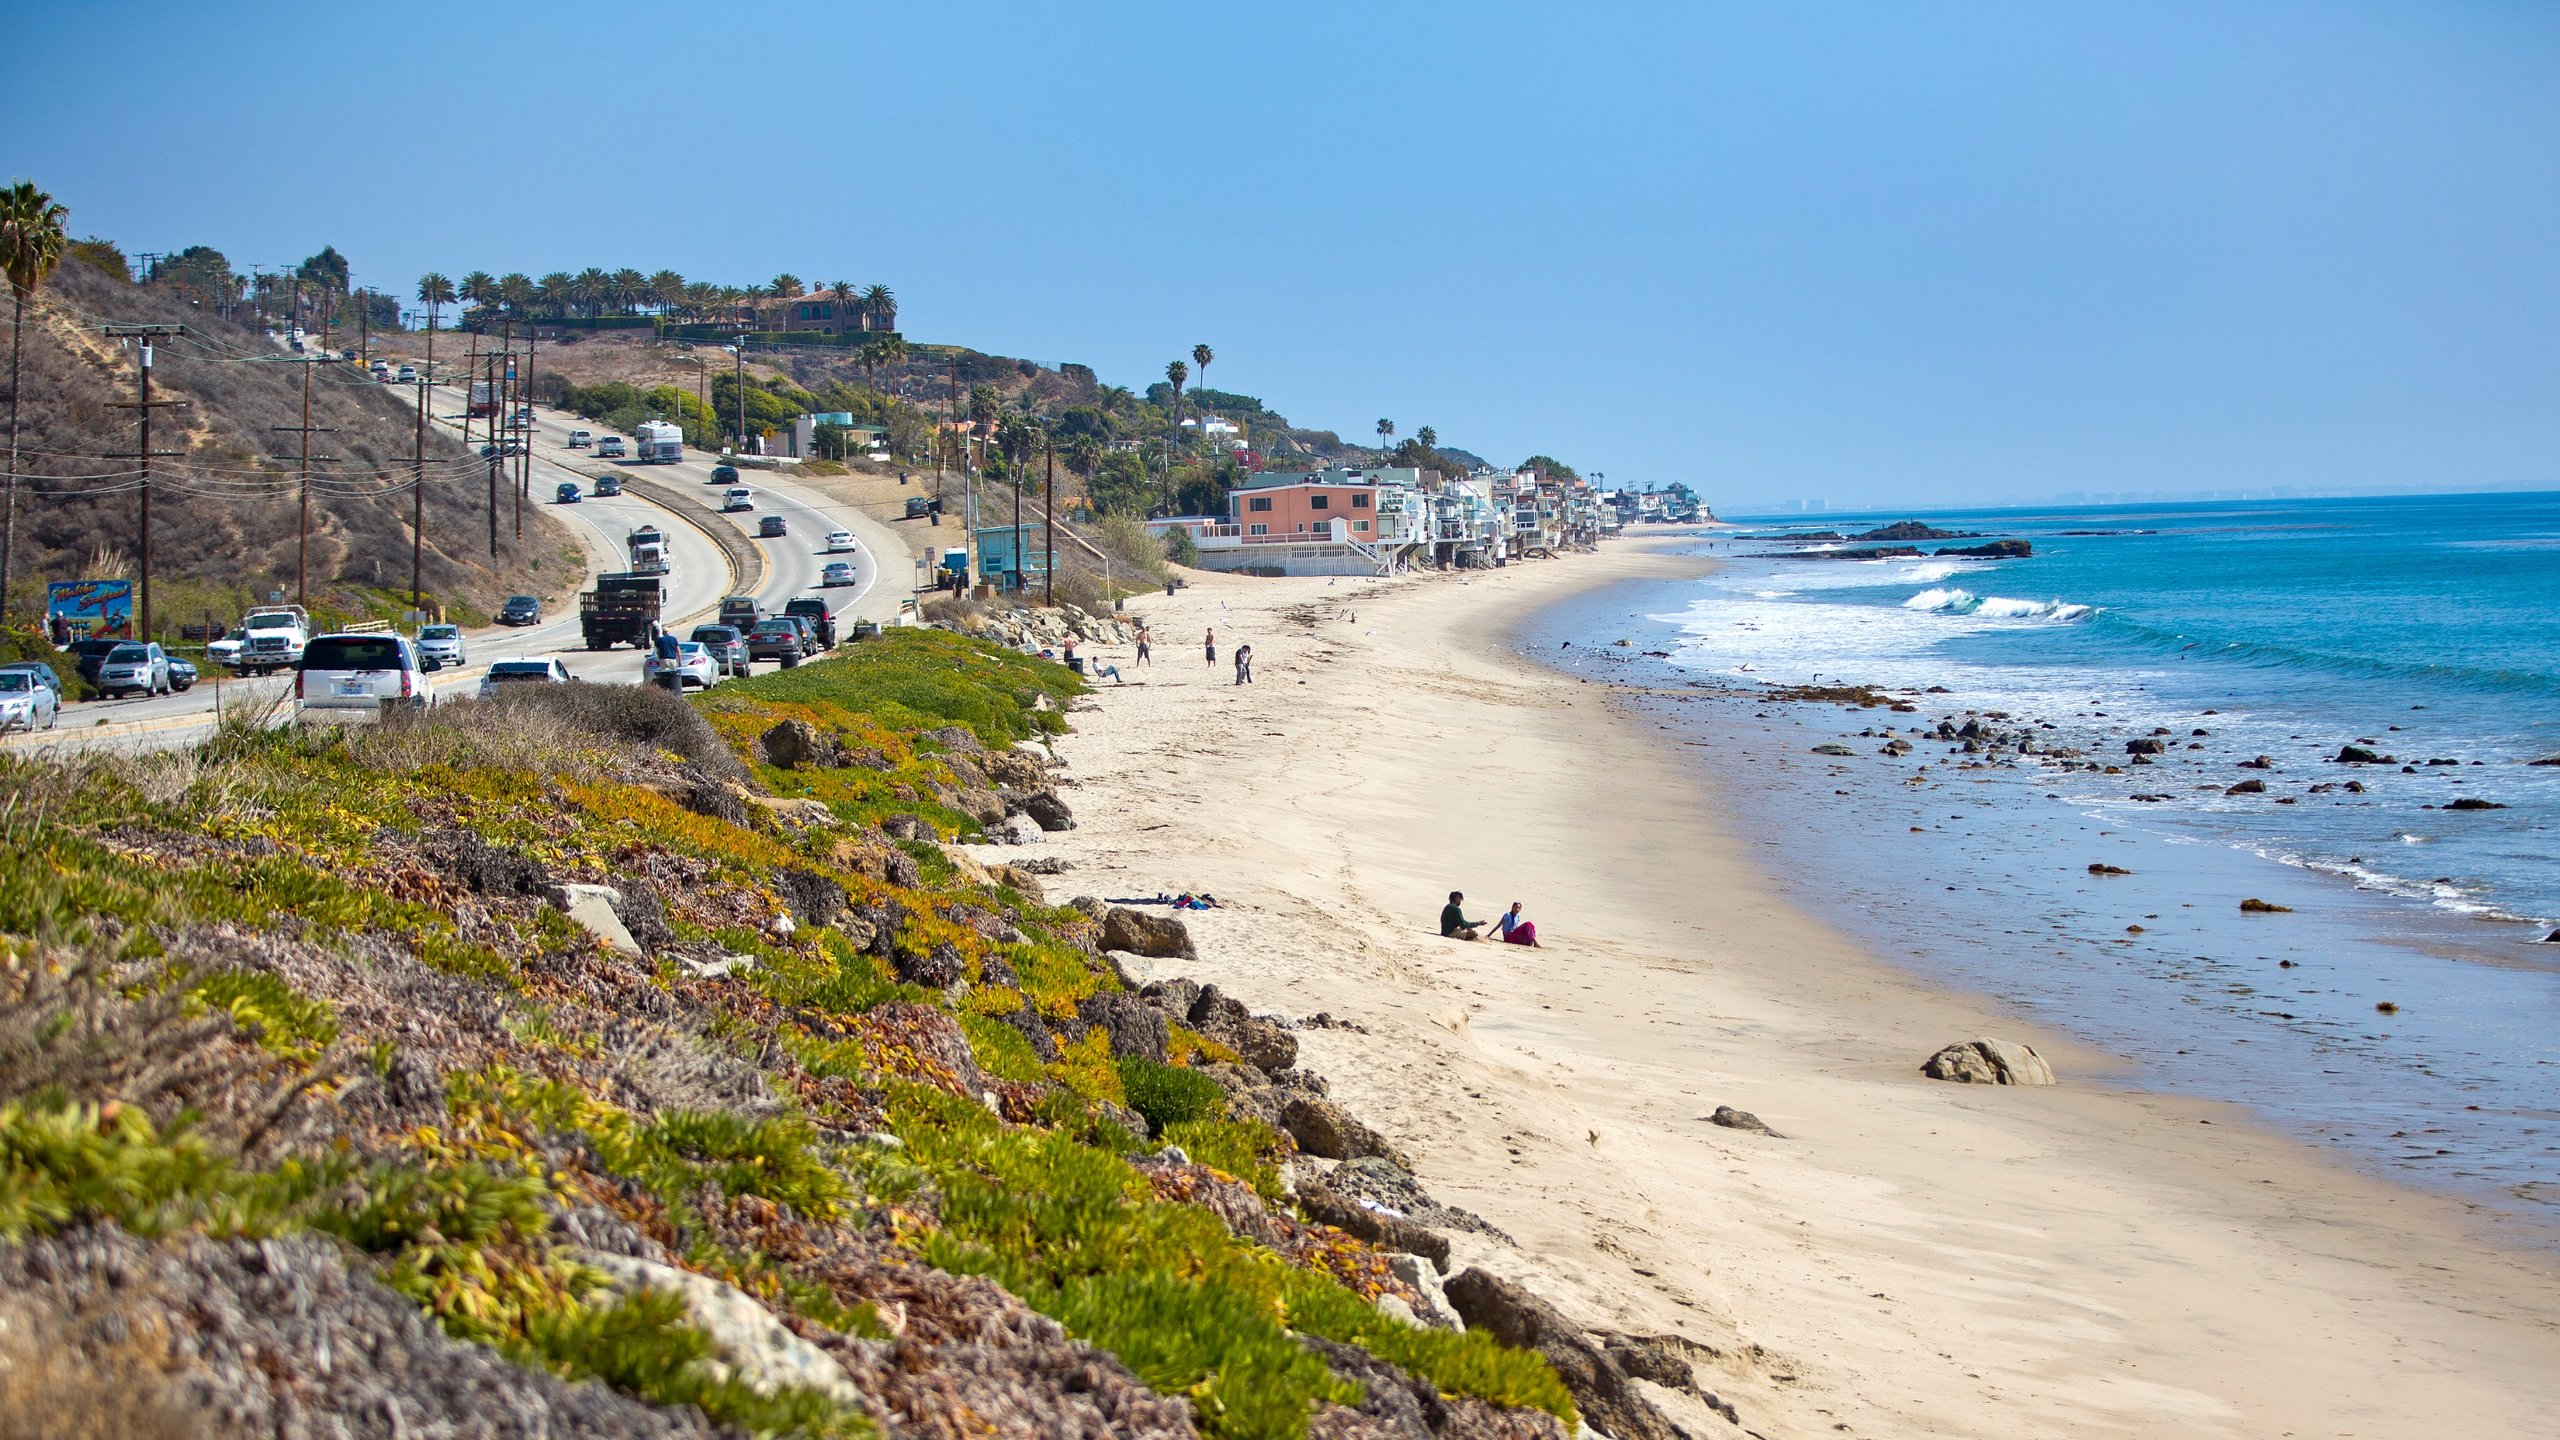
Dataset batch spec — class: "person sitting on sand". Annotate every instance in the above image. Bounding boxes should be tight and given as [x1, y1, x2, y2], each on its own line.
[1091, 660, 1125, 684]
[1495, 902, 1539, 947]
[1440, 891, 1486, 940]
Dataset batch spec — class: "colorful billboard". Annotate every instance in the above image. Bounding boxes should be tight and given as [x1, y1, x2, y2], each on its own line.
[46, 579, 134, 641]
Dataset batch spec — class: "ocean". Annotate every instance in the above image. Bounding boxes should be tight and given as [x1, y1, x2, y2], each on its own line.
[1524, 492, 2560, 1234]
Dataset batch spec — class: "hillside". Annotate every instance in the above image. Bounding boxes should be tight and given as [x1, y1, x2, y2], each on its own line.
[0, 631, 1612, 1440]
[4, 258, 577, 629]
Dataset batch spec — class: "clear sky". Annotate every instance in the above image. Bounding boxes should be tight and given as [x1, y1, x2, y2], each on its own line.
[6, 2, 2555, 507]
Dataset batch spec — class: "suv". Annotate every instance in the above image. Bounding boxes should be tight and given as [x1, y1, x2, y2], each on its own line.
[689, 624, 752, 678]
[416, 623, 466, 668]
[717, 595, 762, 631]
[94, 642, 171, 698]
[746, 617, 805, 668]
[567, 428, 592, 448]
[295, 632, 439, 718]
[68, 637, 127, 687]
[720, 487, 754, 513]
[782, 597, 838, 648]
[497, 595, 542, 626]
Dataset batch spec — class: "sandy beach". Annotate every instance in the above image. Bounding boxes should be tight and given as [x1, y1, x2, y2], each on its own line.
[1003, 542, 2560, 1439]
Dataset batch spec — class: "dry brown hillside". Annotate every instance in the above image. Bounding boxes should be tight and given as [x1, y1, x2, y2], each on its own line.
[5, 259, 578, 629]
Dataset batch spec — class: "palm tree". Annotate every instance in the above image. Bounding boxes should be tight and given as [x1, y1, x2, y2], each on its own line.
[500, 273, 537, 317]
[1417, 425, 1437, 450]
[827, 279, 856, 335]
[771, 273, 804, 298]
[458, 270, 496, 321]
[648, 270, 684, 313]
[1, 181, 69, 624]
[862, 284, 895, 332]
[858, 333, 907, 395]
[416, 271, 455, 384]
[1375, 418, 1394, 452]
[573, 267, 609, 319]
[1164, 359, 1188, 474]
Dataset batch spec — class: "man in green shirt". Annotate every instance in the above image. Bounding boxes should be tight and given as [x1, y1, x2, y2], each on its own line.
[1440, 890, 1485, 940]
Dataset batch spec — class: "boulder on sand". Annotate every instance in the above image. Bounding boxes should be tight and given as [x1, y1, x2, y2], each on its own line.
[1100, 905, 1198, 960]
[1705, 1105, 1785, 1137]
[1442, 1268, 1687, 1440]
[1920, 1038, 2056, 1085]
[1281, 1095, 1413, 1169]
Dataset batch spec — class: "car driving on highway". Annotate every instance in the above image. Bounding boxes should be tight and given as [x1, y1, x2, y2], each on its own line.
[721, 487, 754, 513]
[824, 529, 854, 552]
[295, 631, 440, 719]
[594, 474, 623, 497]
[555, 481, 581, 504]
[476, 657, 573, 699]
[820, 561, 856, 587]
[416, 624, 466, 668]
[497, 595, 542, 626]
[757, 514, 788, 538]
[166, 657, 198, 692]
[689, 624, 752, 679]
[746, 617, 805, 668]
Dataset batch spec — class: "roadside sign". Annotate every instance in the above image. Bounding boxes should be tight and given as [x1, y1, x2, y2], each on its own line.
[45, 579, 134, 641]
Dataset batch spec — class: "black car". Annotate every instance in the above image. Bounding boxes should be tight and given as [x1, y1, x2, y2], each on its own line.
[497, 595, 543, 626]
[594, 474, 624, 497]
[710, 463, 740, 485]
[67, 637, 125, 686]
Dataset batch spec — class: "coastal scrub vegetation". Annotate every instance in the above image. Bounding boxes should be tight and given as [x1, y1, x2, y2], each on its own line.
[0, 627, 1574, 1437]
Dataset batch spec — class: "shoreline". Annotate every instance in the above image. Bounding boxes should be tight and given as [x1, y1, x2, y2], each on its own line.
[1021, 543, 2560, 1438]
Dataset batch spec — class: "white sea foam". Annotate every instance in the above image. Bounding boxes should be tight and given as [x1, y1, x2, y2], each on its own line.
[1901, 587, 2088, 621]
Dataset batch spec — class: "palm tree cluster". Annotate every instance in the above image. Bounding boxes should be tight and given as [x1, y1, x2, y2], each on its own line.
[446, 268, 898, 332]
[2, 179, 70, 622]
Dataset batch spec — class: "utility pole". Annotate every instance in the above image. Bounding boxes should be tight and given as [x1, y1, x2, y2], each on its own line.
[1043, 438, 1056, 607]
[517, 325, 537, 537]
[270, 358, 339, 603]
[485, 349, 501, 557]
[357, 289, 370, 367]
[462, 325, 479, 448]
[104, 326, 188, 643]
[733, 339, 747, 452]
[694, 353, 709, 445]
[413, 370, 427, 622]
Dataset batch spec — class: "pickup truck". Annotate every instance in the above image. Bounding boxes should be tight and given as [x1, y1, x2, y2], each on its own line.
[782, 597, 838, 649]
[596, 436, 626, 459]
[233, 605, 312, 674]
[579, 572, 665, 650]
[718, 595, 762, 632]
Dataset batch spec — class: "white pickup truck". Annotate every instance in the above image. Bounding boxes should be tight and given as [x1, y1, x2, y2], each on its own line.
[230, 605, 312, 674]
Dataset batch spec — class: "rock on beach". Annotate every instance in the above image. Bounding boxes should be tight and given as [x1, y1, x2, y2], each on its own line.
[1920, 1038, 2056, 1085]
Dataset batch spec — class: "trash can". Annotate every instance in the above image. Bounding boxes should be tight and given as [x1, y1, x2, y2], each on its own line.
[1067, 656, 1086, 676]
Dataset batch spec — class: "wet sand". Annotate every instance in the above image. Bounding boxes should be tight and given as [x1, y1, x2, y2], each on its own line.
[1010, 542, 2560, 1439]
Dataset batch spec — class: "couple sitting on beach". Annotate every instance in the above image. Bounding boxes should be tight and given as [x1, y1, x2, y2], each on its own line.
[1440, 891, 1539, 947]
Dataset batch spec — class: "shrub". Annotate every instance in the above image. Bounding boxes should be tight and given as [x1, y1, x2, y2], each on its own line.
[1116, 1057, 1225, 1134]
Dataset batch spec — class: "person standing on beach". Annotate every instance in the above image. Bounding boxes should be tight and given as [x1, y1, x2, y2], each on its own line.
[1204, 628, 1217, 665]
[1234, 644, 1254, 685]
[1136, 626, 1152, 666]
[1440, 892, 1486, 940]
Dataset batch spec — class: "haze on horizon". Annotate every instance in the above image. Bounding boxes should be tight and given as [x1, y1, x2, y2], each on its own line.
[5, 1, 2553, 509]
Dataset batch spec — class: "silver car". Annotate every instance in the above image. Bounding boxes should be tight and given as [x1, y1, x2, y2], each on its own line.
[476, 657, 573, 699]
[95, 642, 170, 698]
[416, 623, 466, 668]
[0, 670, 57, 731]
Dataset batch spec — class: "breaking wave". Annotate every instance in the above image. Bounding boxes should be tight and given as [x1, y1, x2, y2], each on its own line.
[1902, 587, 2091, 622]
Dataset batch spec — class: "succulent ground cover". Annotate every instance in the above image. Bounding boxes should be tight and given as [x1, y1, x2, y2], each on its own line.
[0, 629, 1576, 1439]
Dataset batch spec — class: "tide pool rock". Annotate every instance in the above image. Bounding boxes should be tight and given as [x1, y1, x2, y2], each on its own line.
[1920, 1038, 2056, 1085]
[573, 1251, 865, 1407]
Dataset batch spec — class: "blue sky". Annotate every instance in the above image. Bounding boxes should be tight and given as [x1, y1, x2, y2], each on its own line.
[6, 2, 2555, 507]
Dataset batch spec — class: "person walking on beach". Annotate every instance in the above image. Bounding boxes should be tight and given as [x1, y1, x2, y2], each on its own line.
[1234, 644, 1254, 686]
[1136, 626, 1152, 666]
[1440, 891, 1486, 941]
[1204, 628, 1217, 665]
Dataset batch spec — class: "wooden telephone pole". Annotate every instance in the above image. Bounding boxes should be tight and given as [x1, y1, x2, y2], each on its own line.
[271, 358, 339, 603]
[104, 326, 188, 641]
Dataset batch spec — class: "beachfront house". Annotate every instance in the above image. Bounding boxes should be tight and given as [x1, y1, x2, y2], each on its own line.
[1144, 466, 1433, 576]
[769, 412, 891, 462]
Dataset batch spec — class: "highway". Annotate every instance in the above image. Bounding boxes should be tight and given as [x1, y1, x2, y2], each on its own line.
[4, 375, 914, 755]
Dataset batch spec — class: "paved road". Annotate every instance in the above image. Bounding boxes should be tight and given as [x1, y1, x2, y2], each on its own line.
[6, 377, 914, 755]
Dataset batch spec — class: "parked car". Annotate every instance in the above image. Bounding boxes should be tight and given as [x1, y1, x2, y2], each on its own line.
[721, 487, 754, 513]
[295, 632, 439, 719]
[555, 481, 581, 504]
[205, 626, 248, 669]
[718, 595, 761, 631]
[476, 657, 573, 699]
[773, 613, 819, 656]
[415, 624, 466, 668]
[594, 474, 623, 497]
[596, 436, 626, 459]
[68, 637, 126, 687]
[94, 642, 171, 698]
[497, 595, 543, 626]
[903, 496, 930, 519]
[820, 561, 856, 588]
[710, 464, 740, 485]
[567, 428, 592, 448]
[757, 514, 788, 538]
[0, 669, 58, 732]
[166, 657, 198, 692]
[642, 637, 719, 691]
[0, 662, 62, 701]
[824, 529, 854, 552]
[746, 618, 805, 668]
[689, 624, 752, 678]
[783, 597, 838, 648]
